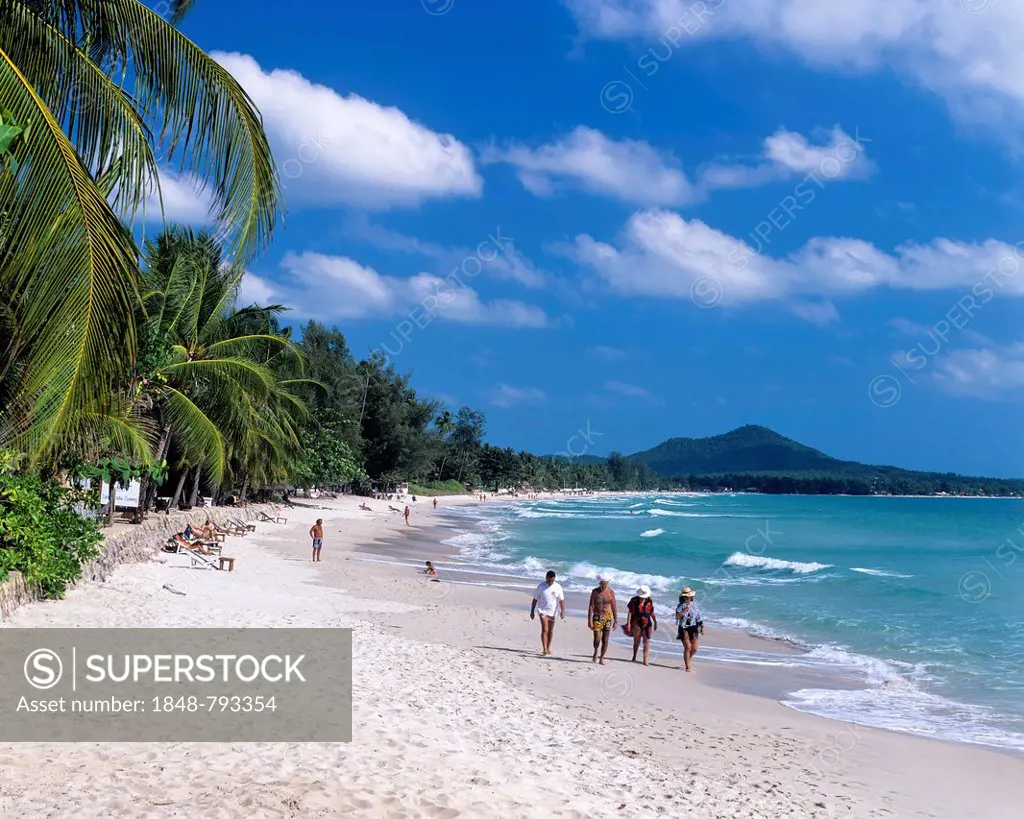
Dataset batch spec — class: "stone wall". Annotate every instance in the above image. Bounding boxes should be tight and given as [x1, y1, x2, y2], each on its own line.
[0, 504, 275, 621]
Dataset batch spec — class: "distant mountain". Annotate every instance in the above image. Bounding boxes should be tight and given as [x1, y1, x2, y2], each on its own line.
[625, 425, 1017, 488]
[628, 425, 843, 476]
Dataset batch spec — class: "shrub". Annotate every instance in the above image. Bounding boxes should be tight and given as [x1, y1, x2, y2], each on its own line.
[0, 455, 103, 598]
[408, 480, 467, 496]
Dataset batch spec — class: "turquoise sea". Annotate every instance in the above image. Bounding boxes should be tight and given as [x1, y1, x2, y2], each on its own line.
[441, 493, 1024, 752]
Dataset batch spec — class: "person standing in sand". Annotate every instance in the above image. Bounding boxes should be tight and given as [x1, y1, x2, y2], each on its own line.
[530, 570, 565, 656]
[627, 585, 657, 665]
[433, 498, 438, 510]
[587, 574, 618, 664]
[309, 519, 324, 562]
[404, 505, 411, 526]
[675, 587, 704, 672]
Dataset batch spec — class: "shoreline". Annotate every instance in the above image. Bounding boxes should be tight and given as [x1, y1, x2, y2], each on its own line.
[1, 494, 1022, 816]
[361, 504, 1024, 758]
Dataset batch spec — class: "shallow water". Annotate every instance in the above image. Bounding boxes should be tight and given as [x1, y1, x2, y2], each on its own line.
[440, 493, 1024, 752]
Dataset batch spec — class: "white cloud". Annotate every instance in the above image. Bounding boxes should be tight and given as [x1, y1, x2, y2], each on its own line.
[697, 127, 872, 191]
[483, 126, 693, 206]
[604, 380, 651, 398]
[143, 169, 216, 225]
[486, 384, 548, 407]
[244, 252, 550, 328]
[930, 342, 1024, 399]
[566, 210, 1024, 322]
[213, 52, 482, 208]
[483, 125, 869, 205]
[566, 0, 1024, 137]
[345, 217, 546, 288]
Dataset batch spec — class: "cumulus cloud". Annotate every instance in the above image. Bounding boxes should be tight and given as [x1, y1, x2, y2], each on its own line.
[213, 52, 482, 208]
[345, 217, 546, 288]
[565, 210, 1024, 322]
[929, 343, 1024, 399]
[486, 384, 548, 407]
[242, 252, 550, 328]
[483, 125, 869, 205]
[566, 0, 1024, 137]
[142, 168, 216, 225]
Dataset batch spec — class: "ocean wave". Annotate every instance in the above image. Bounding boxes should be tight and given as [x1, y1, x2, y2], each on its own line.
[640, 528, 666, 538]
[783, 684, 1024, 752]
[723, 552, 832, 574]
[566, 561, 681, 593]
[850, 567, 914, 578]
[703, 575, 821, 587]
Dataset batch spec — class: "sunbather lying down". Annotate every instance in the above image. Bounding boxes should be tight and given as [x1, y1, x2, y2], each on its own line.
[359, 503, 372, 511]
[171, 532, 214, 555]
[388, 505, 401, 514]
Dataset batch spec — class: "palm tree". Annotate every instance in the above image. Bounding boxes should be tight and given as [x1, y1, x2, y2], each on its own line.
[0, 1, 281, 465]
[434, 409, 454, 480]
[134, 227, 303, 517]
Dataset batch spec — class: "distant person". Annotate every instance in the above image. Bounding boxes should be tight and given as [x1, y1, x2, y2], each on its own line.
[627, 585, 657, 666]
[404, 505, 411, 526]
[675, 587, 704, 672]
[359, 502, 372, 512]
[423, 561, 437, 577]
[309, 519, 323, 562]
[530, 570, 565, 656]
[588, 573, 618, 665]
[433, 498, 438, 510]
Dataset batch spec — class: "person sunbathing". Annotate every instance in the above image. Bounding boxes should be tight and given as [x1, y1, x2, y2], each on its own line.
[172, 532, 212, 556]
[423, 561, 438, 577]
[359, 503, 372, 512]
[388, 505, 402, 514]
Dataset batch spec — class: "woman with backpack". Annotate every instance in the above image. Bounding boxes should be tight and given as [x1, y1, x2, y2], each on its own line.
[626, 585, 657, 665]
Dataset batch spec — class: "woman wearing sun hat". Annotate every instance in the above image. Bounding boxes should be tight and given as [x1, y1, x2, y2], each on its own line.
[626, 585, 657, 665]
[675, 587, 704, 672]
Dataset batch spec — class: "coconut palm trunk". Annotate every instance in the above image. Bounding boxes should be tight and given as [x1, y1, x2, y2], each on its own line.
[106, 482, 117, 527]
[168, 468, 189, 514]
[135, 424, 171, 522]
[188, 460, 205, 507]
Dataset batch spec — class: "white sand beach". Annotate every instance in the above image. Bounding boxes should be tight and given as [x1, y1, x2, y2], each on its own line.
[1, 495, 1022, 818]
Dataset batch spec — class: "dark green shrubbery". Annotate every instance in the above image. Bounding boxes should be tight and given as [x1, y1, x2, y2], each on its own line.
[0, 454, 102, 598]
[408, 480, 467, 496]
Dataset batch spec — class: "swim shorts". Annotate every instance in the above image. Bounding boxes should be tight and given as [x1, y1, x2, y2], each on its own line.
[592, 612, 614, 632]
[312, 539, 323, 548]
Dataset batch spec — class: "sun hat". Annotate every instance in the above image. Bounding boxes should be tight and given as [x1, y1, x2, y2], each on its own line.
[596, 573, 610, 583]
[637, 585, 651, 598]
[680, 586, 696, 598]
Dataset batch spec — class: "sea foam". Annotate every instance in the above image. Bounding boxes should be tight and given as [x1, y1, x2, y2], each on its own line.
[723, 552, 832, 574]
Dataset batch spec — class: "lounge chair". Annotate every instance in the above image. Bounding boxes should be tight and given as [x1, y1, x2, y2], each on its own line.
[259, 510, 287, 524]
[229, 517, 256, 532]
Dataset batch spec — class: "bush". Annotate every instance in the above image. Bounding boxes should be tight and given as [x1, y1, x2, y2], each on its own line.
[0, 456, 103, 598]
[408, 480, 467, 496]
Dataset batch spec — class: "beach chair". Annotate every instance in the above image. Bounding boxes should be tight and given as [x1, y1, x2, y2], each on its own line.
[229, 517, 256, 532]
[210, 518, 244, 537]
[259, 510, 287, 524]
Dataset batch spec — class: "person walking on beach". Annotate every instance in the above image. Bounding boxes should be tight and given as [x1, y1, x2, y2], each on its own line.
[588, 573, 618, 665]
[627, 585, 657, 665]
[309, 519, 324, 562]
[433, 498, 438, 510]
[675, 587, 704, 672]
[404, 505, 411, 526]
[530, 570, 565, 656]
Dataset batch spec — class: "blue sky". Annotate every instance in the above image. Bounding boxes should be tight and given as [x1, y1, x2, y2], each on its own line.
[163, 0, 1024, 477]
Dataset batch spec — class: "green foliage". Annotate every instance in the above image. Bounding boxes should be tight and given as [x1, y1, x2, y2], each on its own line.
[0, 106, 26, 175]
[0, 454, 102, 598]
[294, 410, 366, 487]
[408, 480, 467, 496]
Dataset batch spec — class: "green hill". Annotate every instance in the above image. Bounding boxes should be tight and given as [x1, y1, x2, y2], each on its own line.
[628, 425, 842, 475]
[624, 425, 1023, 495]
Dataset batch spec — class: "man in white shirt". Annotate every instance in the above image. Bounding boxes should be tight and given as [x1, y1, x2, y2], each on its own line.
[530, 570, 566, 656]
